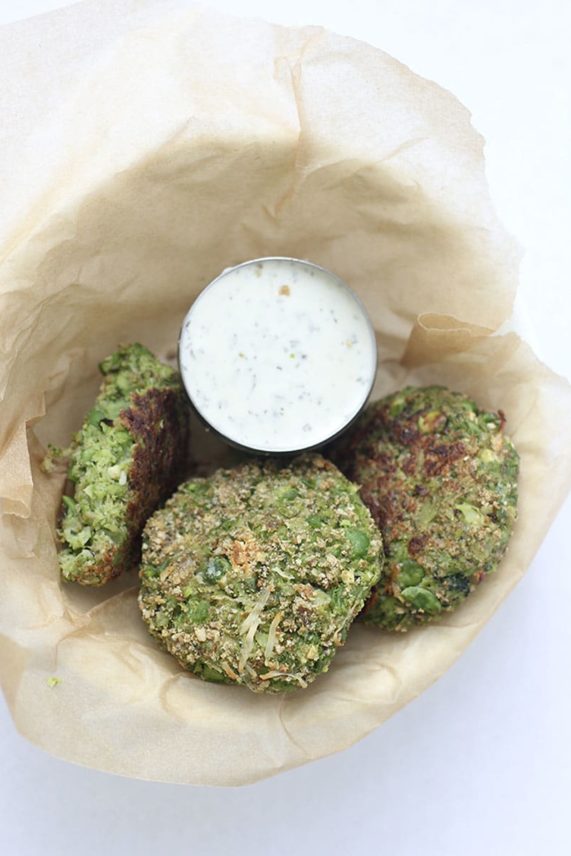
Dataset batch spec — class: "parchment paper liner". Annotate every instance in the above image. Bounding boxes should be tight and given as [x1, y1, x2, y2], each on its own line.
[1, 1, 570, 785]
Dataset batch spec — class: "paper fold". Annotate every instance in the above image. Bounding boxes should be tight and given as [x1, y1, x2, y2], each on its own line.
[1, 0, 569, 785]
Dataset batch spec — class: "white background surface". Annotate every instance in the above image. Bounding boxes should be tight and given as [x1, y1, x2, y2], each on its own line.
[1, 2, 570, 854]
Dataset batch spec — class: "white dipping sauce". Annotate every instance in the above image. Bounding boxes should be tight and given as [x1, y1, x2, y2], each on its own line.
[179, 258, 377, 453]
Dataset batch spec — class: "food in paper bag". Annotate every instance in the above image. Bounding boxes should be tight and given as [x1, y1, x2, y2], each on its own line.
[51, 335, 518, 693]
[2, 1, 571, 786]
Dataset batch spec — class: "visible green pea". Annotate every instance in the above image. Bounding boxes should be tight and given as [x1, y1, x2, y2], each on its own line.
[479, 448, 497, 464]
[103, 400, 126, 420]
[115, 374, 132, 393]
[401, 586, 442, 614]
[87, 408, 106, 427]
[329, 586, 346, 613]
[201, 665, 227, 683]
[456, 503, 484, 526]
[418, 410, 443, 433]
[416, 502, 437, 527]
[311, 589, 330, 608]
[106, 528, 125, 545]
[203, 556, 230, 583]
[186, 600, 210, 623]
[389, 396, 406, 418]
[184, 481, 210, 499]
[397, 559, 424, 588]
[62, 495, 76, 513]
[346, 528, 370, 558]
[280, 487, 299, 502]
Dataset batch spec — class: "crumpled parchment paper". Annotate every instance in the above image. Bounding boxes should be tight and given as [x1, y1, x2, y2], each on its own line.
[1, 0, 570, 786]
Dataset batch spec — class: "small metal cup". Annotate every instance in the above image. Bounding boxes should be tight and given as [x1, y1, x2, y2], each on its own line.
[178, 257, 377, 455]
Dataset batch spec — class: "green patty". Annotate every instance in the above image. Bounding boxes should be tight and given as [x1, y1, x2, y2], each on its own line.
[334, 386, 519, 631]
[138, 455, 383, 693]
[56, 343, 189, 586]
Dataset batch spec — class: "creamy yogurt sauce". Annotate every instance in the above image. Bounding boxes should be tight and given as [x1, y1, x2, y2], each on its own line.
[179, 258, 377, 453]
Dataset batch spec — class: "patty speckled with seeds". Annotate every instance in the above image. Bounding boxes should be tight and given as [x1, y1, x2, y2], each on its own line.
[333, 386, 519, 631]
[138, 455, 383, 693]
[55, 343, 189, 586]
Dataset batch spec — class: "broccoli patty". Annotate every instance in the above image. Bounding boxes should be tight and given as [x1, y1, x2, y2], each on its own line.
[138, 455, 383, 693]
[57, 343, 189, 586]
[334, 386, 519, 631]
